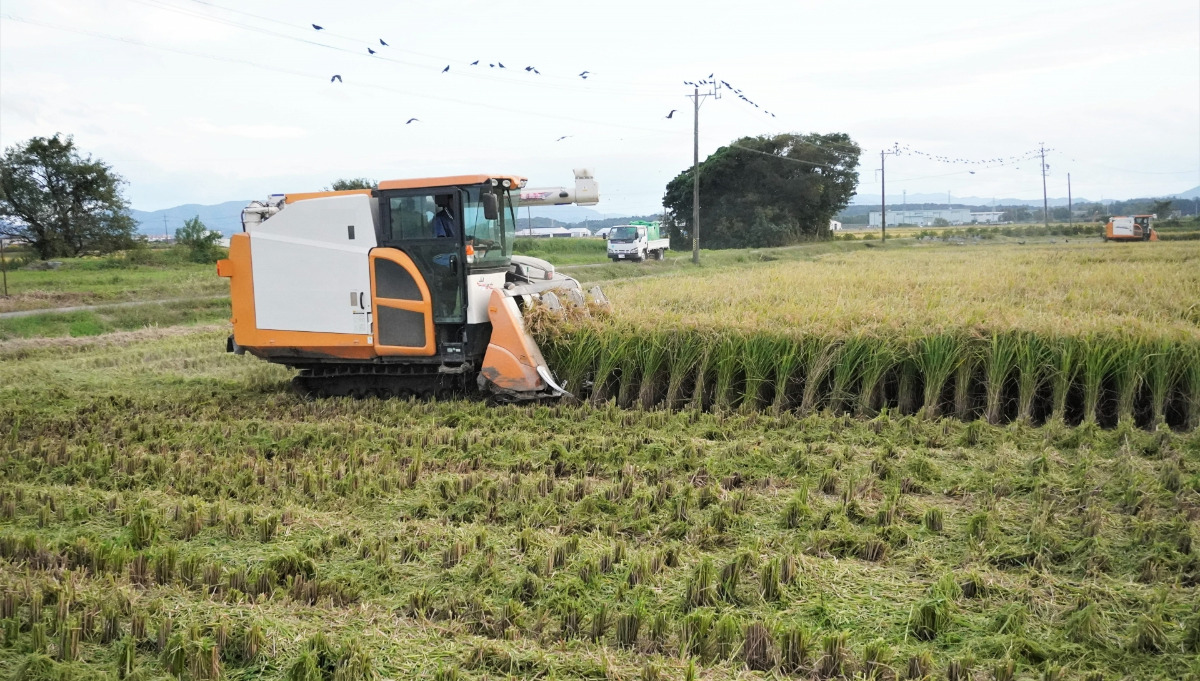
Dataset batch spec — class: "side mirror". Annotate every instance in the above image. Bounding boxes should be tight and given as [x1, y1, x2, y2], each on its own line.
[482, 193, 499, 221]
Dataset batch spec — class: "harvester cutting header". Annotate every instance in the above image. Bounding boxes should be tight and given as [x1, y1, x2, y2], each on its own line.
[217, 169, 605, 401]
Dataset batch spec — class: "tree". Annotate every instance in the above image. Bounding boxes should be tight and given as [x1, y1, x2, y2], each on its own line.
[175, 216, 223, 263]
[0, 134, 136, 259]
[325, 178, 375, 191]
[1150, 199, 1173, 218]
[662, 133, 861, 249]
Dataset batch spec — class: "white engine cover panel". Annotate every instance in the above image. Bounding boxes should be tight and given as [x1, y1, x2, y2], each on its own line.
[251, 195, 378, 334]
[467, 271, 507, 324]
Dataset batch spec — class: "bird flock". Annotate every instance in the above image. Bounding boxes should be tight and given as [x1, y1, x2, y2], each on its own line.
[890, 143, 1052, 171]
[313, 22, 782, 140]
[683, 75, 776, 119]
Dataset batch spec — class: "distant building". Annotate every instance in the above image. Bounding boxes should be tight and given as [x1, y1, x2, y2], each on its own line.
[970, 212, 1005, 224]
[515, 227, 573, 238]
[869, 208, 971, 227]
[829, 219, 842, 232]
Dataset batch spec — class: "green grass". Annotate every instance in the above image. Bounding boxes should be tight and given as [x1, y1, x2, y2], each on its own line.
[1, 329, 1199, 680]
[0, 298, 230, 341]
[0, 250, 223, 314]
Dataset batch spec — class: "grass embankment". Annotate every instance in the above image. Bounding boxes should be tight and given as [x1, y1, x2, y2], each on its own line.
[535, 242, 1200, 429]
[0, 251, 224, 315]
[1, 329, 1199, 680]
[0, 298, 231, 341]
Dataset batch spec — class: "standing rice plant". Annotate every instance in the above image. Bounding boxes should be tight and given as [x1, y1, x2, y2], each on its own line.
[953, 339, 980, 420]
[1185, 344, 1200, 431]
[1079, 336, 1123, 424]
[664, 332, 706, 409]
[830, 336, 871, 414]
[771, 338, 807, 413]
[1048, 336, 1081, 422]
[801, 340, 843, 414]
[1143, 340, 1184, 427]
[1112, 338, 1145, 424]
[984, 333, 1019, 424]
[712, 335, 745, 410]
[552, 324, 599, 397]
[1014, 333, 1050, 423]
[636, 332, 670, 409]
[689, 336, 718, 411]
[913, 334, 964, 418]
[856, 336, 898, 416]
[741, 334, 781, 411]
[591, 328, 635, 405]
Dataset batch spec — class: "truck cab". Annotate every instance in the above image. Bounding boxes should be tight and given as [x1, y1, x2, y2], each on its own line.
[606, 221, 670, 262]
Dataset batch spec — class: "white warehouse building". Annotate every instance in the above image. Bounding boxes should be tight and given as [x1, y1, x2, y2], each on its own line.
[970, 211, 1005, 224]
[868, 208, 972, 227]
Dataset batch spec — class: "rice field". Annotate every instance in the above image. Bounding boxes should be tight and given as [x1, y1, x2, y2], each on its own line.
[535, 241, 1200, 430]
[1, 329, 1200, 681]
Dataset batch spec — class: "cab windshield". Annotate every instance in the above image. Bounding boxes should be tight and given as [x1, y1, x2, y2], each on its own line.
[610, 226, 638, 241]
[463, 186, 516, 269]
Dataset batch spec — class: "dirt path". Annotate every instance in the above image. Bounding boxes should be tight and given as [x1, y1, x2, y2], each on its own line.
[0, 295, 227, 319]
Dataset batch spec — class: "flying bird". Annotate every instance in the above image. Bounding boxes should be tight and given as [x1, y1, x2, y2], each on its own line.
[380, 39, 388, 46]
[330, 74, 342, 83]
[489, 63, 495, 68]
[471, 60, 479, 65]
[406, 118, 419, 124]
[555, 135, 571, 142]
[969, 171, 976, 174]
[708, 73, 713, 78]
[442, 65, 449, 72]
[368, 47, 376, 54]
[525, 66, 533, 71]
[532, 68, 540, 74]
[579, 70, 589, 77]
[312, 24, 324, 30]
[666, 110, 676, 119]
[498, 62, 506, 68]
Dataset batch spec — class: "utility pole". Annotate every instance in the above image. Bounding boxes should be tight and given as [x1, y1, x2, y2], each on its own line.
[1039, 143, 1049, 229]
[163, 215, 169, 244]
[688, 81, 720, 264]
[1067, 173, 1073, 230]
[877, 145, 900, 243]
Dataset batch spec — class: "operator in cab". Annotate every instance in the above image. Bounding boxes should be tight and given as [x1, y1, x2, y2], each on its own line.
[432, 195, 456, 238]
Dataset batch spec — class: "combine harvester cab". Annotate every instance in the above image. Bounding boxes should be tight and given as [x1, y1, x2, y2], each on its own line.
[217, 170, 606, 401]
[1103, 214, 1158, 242]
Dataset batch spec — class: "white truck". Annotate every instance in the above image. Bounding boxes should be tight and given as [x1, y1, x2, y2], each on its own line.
[606, 221, 669, 262]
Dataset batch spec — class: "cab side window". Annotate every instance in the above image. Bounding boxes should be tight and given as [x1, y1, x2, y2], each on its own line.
[389, 195, 437, 240]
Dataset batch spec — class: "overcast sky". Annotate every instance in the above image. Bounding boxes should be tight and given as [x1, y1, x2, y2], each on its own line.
[2, 0, 1197, 214]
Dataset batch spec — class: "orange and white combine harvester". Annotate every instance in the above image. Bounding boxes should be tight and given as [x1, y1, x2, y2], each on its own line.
[217, 169, 605, 400]
[1103, 214, 1158, 242]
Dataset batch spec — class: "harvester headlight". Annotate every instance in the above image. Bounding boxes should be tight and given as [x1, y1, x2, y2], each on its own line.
[489, 179, 498, 187]
[502, 179, 512, 188]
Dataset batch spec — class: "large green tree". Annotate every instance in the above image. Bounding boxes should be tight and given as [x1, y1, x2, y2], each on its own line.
[0, 134, 136, 259]
[663, 133, 861, 249]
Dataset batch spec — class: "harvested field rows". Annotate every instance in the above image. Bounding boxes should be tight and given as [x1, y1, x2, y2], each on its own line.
[1, 330, 1199, 680]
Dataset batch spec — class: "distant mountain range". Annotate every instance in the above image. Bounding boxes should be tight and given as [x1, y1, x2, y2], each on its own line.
[131, 201, 628, 237]
[130, 201, 250, 238]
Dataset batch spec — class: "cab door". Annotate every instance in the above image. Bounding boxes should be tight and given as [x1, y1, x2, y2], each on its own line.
[378, 190, 467, 327]
[369, 249, 436, 356]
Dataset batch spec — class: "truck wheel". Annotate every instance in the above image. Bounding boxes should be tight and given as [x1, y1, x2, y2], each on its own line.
[654, 249, 665, 261]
